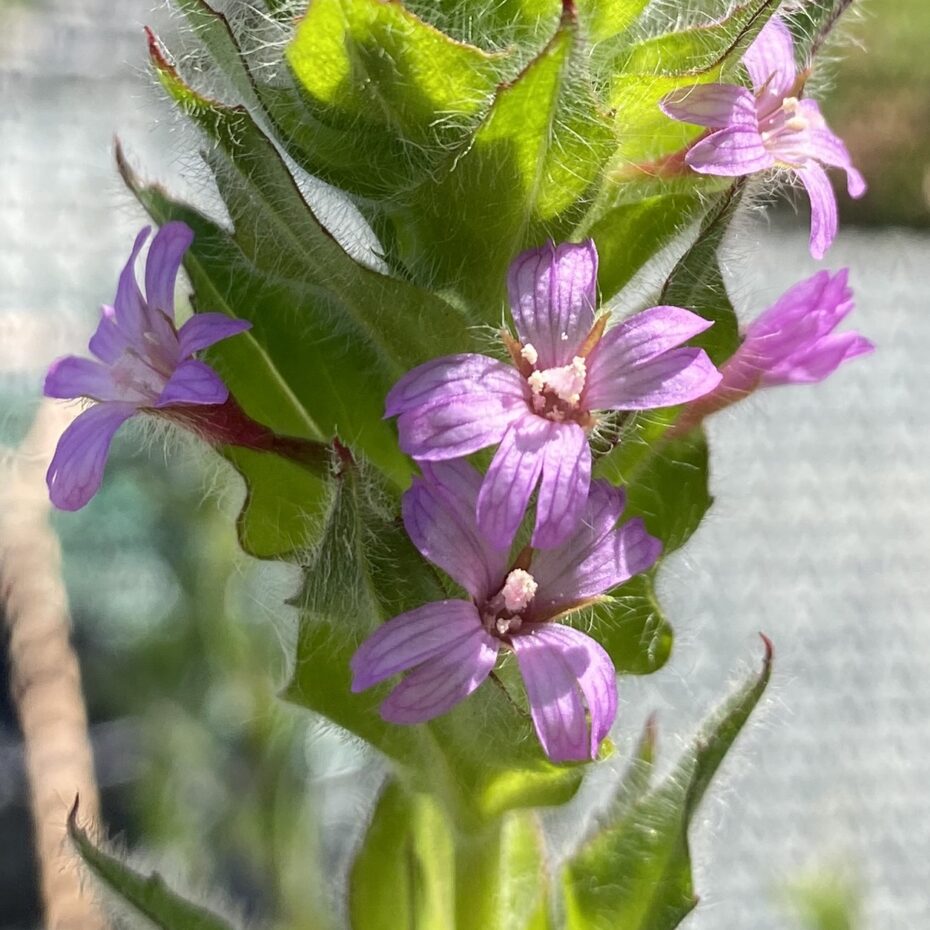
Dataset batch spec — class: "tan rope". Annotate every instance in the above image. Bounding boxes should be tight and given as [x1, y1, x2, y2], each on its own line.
[0, 400, 108, 930]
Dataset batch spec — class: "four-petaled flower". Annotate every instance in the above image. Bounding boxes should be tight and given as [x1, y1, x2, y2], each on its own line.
[675, 269, 873, 432]
[44, 222, 251, 510]
[660, 14, 866, 259]
[350, 459, 662, 762]
[385, 240, 720, 552]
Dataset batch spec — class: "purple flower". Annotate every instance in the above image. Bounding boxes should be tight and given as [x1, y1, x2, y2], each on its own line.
[660, 15, 866, 259]
[675, 269, 873, 430]
[386, 240, 720, 551]
[44, 222, 251, 510]
[350, 459, 661, 762]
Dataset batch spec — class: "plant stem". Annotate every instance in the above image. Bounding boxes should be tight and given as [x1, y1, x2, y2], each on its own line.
[453, 822, 504, 930]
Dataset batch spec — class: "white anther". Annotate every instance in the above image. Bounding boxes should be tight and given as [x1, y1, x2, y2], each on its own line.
[520, 343, 539, 366]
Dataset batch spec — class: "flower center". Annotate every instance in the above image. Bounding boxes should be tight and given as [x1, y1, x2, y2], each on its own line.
[482, 569, 538, 637]
[526, 353, 587, 423]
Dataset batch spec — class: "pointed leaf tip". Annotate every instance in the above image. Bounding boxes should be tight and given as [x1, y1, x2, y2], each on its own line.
[759, 631, 774, 665]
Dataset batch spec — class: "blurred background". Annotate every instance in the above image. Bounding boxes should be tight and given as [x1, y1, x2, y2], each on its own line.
[0, 1, 927, 929]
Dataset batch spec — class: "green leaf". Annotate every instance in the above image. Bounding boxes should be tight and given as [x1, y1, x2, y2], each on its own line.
[623, 429, 712, 556]
[660, 183, 744, 367]
[621, 0, 780, 74]
[586, 192, 704, 302]
[287, 0, 500, 138]
[581, 572, 673, 677]
[562, 639, 773, 930]
[581, 0, 650, 43]
[349, 781, 454, 930]
[148, 36, 473, 371]
[606, 0, 780, 163]
[68, 803, 238, 930]
[397, 5, 615, 313]
[282, 462, 582, 825]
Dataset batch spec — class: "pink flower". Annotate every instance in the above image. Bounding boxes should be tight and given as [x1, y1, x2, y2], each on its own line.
[661, 15, 866, 259]
[44, 223, 251, 510]
[386, 240, 720, 551]
[350, 460, 661, 762]
[676, 269, 873, 430]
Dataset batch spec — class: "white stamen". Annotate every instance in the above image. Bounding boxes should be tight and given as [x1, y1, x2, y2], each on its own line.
[500, 569, 537, 614]
[520, 343, 538, 366]
[533, 356, 587, 407]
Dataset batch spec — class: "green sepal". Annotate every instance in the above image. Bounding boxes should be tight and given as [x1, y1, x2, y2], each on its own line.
[68, 802, 239, 930]
[561, 638, 774, 930]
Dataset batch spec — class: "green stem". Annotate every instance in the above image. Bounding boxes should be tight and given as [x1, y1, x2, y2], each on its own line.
[453, 822, 504, 930]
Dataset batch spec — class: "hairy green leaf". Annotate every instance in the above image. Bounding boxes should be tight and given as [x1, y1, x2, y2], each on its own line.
[69, 804, 238, 930]
[660, 183, 744, 367]
[581, 572, 673, 677]
[587, 192, 703, 302]
[562, 639, 773, 930]
[607, 0, 779, 163]
[396, 4, 615, 313]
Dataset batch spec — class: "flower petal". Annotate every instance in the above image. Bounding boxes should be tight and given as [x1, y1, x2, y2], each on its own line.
[532, 422, 591, 550]
[532, 502, 662, 617]
[144, 221, 194, 320]
[403, 461, 508, 601]
[385, 354, 525, 417]
[88, 305, 131, 364]
[511, 624, 617, 762]
[350, 600, 486, 690]
[798, 162, 838, 260]
[46, 402, 138, 511]
[807, 126, 867, 198]
[396, 395, 527, 461]
[586, 346, 721, 411]
[379, 630, 499, 725]
[587, 305, 715, 389]
[686, 126, 774, 176]
[154, 359, 229, 408]
[477, 416, 551, 551]
[44, 356, 121, 402]
[660, 83, 759, 130]
[112, 227, 150, 339]
[764, 330, 874, 386]
[507, 241, 598, 368]
[177, 313, 252, 358]
[743, 15, 797, 103]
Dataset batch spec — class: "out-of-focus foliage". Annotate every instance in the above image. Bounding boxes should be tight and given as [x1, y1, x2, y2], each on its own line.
[824, 0, 930, 227]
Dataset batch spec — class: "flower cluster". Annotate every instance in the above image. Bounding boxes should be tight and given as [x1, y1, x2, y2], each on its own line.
[353, 240, 723, 759]
[46, 208, 871, 763]
[661, 15, 866, 259]
[354, 236, 872, 761]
